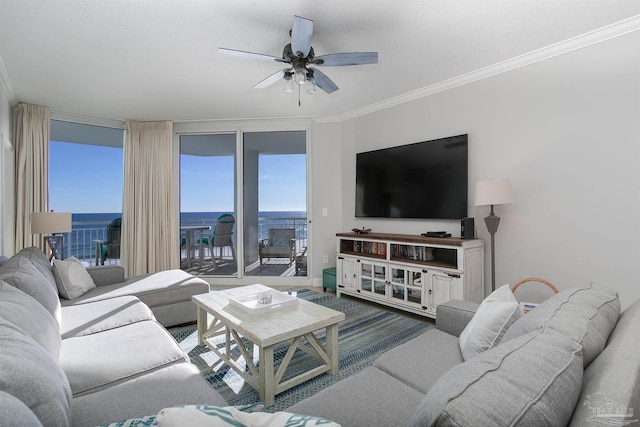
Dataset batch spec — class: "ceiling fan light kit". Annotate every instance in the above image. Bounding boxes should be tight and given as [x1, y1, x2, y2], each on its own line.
[218, 15, 378, 103]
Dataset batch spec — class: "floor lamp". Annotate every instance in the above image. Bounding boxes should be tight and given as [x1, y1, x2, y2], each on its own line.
[474, 177, 514, 292]
[31, 212, 72, 261]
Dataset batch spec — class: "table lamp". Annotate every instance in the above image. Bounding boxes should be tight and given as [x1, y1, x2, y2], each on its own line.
[31, 212, 72, 261]
[474, 177, 514, 292]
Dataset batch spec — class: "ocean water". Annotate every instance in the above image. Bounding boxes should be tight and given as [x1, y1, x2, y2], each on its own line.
[69, 211, 307, 260]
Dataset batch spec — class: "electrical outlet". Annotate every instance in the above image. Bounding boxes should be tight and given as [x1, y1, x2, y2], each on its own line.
[322, 255, 329, 264]
[322, 208, 328, 216]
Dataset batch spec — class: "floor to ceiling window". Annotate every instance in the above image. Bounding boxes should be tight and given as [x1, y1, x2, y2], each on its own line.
[48, 120, 124, 265]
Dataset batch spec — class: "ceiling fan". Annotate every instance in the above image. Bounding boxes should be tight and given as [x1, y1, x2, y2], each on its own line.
[218, 15, 378, 96]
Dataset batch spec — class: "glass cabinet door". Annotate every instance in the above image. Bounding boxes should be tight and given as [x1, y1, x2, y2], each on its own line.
[389, 267, 424, 308]
[390, 267, 406, 302]
[359, 261, 387, 298]
[360, 262, 373, 292]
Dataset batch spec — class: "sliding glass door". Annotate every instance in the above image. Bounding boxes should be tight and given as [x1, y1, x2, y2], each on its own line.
[178, 129, 307, 279]
[179, 134, 237, 276]
[243, 131, 307, 278]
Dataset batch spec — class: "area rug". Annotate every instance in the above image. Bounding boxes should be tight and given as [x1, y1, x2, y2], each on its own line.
[168, 289, 433, 412]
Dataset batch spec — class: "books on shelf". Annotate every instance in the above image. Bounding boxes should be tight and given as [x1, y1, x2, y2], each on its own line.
[390, 244, 435, 262]
[352, 240, 387, 256]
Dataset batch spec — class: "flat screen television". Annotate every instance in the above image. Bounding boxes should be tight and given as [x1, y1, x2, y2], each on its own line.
[355, 134, 468, 219]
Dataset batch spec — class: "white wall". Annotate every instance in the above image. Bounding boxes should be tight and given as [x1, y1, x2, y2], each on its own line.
[308, 121, 344, 283]
[335, 30, 640, 308]
[0, 83, 13, 256]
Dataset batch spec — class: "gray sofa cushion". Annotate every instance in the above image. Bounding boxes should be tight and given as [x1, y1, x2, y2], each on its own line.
[0, 319, 72, 427]
[0, 281, 61, 359]
[569, 298, 640, 426]
[60, 269, 209, 309]
[288, 366, 425, 427]
[60, 295, 154, 339]
[60, 320, 188, 396]
[70, 362, 229, 427]
[12, 247, 58, 292]
[501, 283, 620, 367]
[0, 257, 62, 327]
[374, 328, 463, 394]
[410, 330, 583, 427]
[0, 391, 43, 427]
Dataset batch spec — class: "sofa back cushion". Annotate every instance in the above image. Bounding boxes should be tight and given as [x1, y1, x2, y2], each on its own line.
[0, 257, 62, 327]
[0, 391, 43, 427]
[0, 281, 61, 359]
[569, 298, 640, 426]
[13, 247, 59, 291]
[410, 330, 583, 427]
[0, 319, 72, 427]
[501, 283, 619, 367]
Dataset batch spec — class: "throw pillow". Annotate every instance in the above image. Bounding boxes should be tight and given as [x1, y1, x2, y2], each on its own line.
[410, 330, 583, 427]
[52, 256, 96, 299]
[155, 405, 340, 427]
[458, 284, 523, 360]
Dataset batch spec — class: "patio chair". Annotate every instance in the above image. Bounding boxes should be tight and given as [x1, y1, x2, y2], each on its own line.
[95, 217, 121, 265]
[200, 214, 236, 268]
[295, 246, 308, 276]
[259, 228, 296, 266]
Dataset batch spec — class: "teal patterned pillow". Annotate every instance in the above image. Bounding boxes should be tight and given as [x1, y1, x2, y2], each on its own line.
[99, 403, 266, 427]
[100, 416, 157, 427]
[155, 405, 340, 427]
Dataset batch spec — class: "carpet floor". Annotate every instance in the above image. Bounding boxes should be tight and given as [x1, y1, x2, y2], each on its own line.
[168, 289, 433, 412]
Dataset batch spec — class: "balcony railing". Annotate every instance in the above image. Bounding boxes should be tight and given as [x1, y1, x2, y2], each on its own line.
[63, 215, 308, 266]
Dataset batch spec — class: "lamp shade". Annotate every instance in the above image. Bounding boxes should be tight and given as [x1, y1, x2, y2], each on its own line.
[474, 178, 514, 206]
[31, 212, 72, 234]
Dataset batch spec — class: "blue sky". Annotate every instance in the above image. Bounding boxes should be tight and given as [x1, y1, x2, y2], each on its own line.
[49, 141, 307, 213]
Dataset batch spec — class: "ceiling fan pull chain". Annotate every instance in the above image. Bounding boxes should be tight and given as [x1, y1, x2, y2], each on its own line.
[298, 84, 302, 107]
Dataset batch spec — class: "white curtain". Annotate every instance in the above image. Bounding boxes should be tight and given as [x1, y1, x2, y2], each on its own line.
[15, 103, 50, 252]
[122, 121, 179, 275]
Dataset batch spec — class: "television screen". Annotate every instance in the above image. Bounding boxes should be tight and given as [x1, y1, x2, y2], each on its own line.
[355, 134, 468, 219]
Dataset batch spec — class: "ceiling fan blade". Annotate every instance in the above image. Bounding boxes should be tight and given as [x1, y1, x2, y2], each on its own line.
[291, 16, 313, 58]
[218, 47, 284, 63]
[313, 52, 378, 66]
[310, 68, 338, 94]
[253, 69, 289, 89]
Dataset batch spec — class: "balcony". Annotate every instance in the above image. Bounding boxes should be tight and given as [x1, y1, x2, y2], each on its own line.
[62, 215, 308, 277]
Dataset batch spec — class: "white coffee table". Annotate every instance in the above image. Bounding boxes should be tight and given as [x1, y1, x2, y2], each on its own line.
[192, 284, 345, 406]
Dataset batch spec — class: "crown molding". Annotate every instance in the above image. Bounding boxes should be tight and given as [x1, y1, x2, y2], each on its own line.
[315, 15, 640, 124]
[50, 110, 125, 129]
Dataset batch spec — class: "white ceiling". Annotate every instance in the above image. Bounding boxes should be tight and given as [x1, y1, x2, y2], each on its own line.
[1, 0, 640, 123]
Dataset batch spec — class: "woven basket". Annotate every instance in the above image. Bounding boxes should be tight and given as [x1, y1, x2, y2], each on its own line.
[511, 277, 559, 294]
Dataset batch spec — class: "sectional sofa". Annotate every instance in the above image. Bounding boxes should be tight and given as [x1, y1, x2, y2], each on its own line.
[2, 245, 640, 426]
[0, 247, 228, 426]
[289, 283, 640, 426]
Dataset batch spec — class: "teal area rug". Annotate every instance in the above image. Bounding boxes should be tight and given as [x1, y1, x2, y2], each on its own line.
[168, 289, 433, 412]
